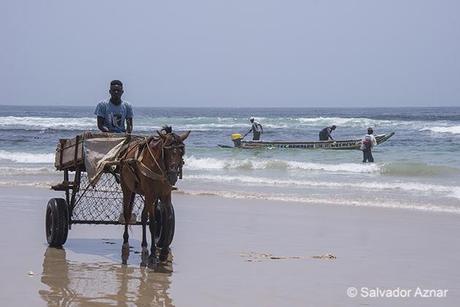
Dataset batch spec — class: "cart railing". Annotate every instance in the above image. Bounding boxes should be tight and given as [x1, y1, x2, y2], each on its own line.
[71, 172, 145, 225]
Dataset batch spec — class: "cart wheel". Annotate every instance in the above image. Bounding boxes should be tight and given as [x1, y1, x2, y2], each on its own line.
[45, 198, 69, 247]
[154, 200, 175, 248]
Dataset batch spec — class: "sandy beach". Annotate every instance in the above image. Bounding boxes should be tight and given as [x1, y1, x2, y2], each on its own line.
[0, 186, 458, 306]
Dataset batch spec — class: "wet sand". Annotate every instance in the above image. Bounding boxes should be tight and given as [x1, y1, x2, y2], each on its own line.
[0, 186, 459, 306]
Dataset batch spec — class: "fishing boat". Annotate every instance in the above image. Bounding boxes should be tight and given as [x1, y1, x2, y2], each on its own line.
[221, 132, 395, 150]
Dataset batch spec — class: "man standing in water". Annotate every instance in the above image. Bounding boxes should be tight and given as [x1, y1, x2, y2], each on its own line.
[244, 117, 264, 140]
[361, 127, 377, 163]
[319, 125, 336, 141]
[95, 80, 133, 133]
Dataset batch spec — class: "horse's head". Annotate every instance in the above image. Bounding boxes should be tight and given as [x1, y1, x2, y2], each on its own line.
[158, 130, 190, 185]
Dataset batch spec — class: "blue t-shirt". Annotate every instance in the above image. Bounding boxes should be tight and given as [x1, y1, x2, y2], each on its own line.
[94, 100, 133, 133]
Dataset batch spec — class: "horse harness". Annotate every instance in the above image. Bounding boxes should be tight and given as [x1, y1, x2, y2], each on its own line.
[118, 136, 184, 188]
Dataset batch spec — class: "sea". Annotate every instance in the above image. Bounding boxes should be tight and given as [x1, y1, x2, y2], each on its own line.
[1, 106, 459, 215]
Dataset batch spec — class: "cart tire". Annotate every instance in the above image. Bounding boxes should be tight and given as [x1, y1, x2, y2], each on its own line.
[154, 200, 175, 248]
[46, 198, 69, 247]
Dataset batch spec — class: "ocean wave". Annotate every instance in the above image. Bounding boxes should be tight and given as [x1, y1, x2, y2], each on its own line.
[179, 190, 460, 215]
[184, 156, 459, 177]
[0, 150, 54, 163]
[420, 126, 460, 134]
[0, 166, 57, 175]
[0, 116, 95, 130]
[380, 162, 460, 176]
[184, 156, 380, 173]
[3, 115, 455, 132]
[296, 116, 395, 128]
[184, 174, 460, 199]
[0, 180, 52, 188]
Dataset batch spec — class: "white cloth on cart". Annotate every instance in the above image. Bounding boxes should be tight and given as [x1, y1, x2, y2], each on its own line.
[83, 137, 127, 185]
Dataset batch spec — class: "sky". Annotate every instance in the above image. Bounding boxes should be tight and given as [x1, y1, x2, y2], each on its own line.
[1, 0, 459, 107]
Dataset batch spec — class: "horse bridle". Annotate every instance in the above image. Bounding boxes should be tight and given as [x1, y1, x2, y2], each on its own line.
[161, 136, 185, 180]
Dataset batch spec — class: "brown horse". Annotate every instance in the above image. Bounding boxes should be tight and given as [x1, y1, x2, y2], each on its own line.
[119, 130, 190, 268]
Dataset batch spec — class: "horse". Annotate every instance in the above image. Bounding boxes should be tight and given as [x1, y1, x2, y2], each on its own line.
[119, 130, 190, 268]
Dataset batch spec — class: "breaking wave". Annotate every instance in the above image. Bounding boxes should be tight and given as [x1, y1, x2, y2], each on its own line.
[0, 150, 54, 163]
[179, 190, 460, 215]
[0, 166, 57, 175]
[2, 115, 456, 132]
[184, 156, 380, 173]
[184, 174, 460, 200]
[0, 180, 52, 188]
[184, 156, 458, 176]
[420, 126, 460, 134]
[0, 116, 95, 130]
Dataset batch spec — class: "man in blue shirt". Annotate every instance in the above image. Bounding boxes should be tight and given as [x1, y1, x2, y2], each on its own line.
[95, 80, 133, 133]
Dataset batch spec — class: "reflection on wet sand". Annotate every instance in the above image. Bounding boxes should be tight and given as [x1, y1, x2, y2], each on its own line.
[39, 247, 174, 306]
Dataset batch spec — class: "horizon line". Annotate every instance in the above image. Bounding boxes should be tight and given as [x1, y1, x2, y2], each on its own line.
[0, 104, 459, 109]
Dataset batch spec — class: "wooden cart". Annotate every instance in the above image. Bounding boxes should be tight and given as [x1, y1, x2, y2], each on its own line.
[45, 133, 175, 248]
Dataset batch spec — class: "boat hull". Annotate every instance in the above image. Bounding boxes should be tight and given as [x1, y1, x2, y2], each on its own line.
[232, 132, 395, 150]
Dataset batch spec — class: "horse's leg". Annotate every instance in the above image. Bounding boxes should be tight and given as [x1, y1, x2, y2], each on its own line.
[122, 190, 134, 246]
[158, 193, 172, 262]
[121, 184, 134, 265]
[140, 202, 149, 267]
[146, 195, 158, 269]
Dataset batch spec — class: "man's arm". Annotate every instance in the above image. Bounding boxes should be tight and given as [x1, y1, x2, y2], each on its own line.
[328, 129, 334, 140]
[97, 116, 110, 132]
[126, 118, 133, 134]
[243, 127, 253, 138]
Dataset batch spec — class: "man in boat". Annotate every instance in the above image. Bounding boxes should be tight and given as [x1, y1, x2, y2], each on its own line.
[95, 80, 133, 134]
[244, 117, 264, 140]
[361, 127, 377, 163]
[319, 125, 336, 141]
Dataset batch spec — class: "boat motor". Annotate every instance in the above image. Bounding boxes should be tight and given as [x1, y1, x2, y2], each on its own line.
[231, 133, 242, 147]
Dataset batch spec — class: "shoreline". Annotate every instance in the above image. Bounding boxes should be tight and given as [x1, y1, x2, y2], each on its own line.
[0, 186, 459, 306]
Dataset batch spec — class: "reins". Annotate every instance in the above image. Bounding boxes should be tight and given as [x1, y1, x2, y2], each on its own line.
[120, 135, 183, 187]
[140, 137, 167, 181]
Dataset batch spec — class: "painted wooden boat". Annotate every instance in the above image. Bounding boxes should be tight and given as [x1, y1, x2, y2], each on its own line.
[223, 132, 395, 150]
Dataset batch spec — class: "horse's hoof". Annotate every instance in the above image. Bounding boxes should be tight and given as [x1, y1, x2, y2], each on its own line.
[121, 244, 130, 264]
[159, 248, 170, 262]
[141, 248, 149, 266]
[147, 256, 158, 270]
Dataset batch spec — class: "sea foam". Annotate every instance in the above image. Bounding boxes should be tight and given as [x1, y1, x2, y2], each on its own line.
[0, 116, 95, 130]
[184, 156, 380, 173]
[420, 126, 460, 134]
[180, 189, 460, 215]
[0, 150, 54, 163]
[184, 174, 460, 200]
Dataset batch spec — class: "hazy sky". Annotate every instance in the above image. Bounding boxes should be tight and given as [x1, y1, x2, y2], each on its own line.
[1, 0, 459, 107]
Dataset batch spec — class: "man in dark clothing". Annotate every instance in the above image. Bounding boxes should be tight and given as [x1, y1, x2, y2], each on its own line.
[244, 117, 264, 140]
[319, 125, 336, 141]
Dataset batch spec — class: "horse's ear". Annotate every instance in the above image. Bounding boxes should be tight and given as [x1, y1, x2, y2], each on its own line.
[157, 130, 166, 140]
[179, 130, 191, 142]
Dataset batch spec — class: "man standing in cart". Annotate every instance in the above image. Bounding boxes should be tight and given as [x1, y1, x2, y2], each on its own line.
[95, 80, 133, 133]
